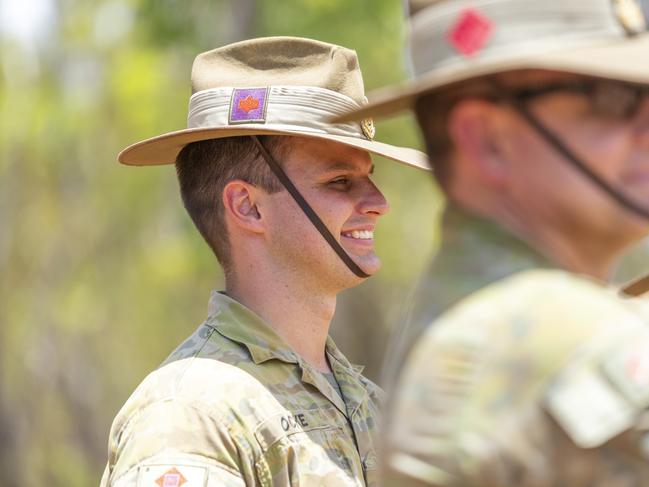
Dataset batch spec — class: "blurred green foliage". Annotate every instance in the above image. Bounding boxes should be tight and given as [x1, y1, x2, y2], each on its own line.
[0, 0, 441, 485]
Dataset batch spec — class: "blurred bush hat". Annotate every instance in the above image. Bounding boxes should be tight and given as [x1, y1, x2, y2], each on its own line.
[336, 0, 649, 122]
[118, 36, 429, 170]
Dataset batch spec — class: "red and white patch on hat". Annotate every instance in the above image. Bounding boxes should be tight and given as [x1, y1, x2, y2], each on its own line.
[155, 467, 187, 487]
[447, 8, 494, 57]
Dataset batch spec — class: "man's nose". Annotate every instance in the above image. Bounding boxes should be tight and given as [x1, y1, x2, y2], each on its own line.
[359, 180, 390, 216]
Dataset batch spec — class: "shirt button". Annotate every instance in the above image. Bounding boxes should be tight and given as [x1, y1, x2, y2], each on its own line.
[363, 452, 378, 470]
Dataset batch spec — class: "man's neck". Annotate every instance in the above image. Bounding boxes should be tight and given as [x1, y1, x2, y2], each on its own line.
[382, 205, 553, 388]
[225, 267, 336, 373]
[472, 201, 619, 281]
[515, 220, 619, 282]
[431, 205, 553, 306]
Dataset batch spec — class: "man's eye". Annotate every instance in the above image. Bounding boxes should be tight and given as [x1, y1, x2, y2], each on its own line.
[330, 178, 349, 185]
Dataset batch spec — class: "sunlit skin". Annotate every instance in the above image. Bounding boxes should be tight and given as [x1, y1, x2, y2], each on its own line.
[445, 70, 649, 281]
[222, 136, 389, 372]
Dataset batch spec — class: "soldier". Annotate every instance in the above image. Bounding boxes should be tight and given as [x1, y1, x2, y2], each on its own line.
[100, 37, 428, 487]
[337, 1, 649, 485]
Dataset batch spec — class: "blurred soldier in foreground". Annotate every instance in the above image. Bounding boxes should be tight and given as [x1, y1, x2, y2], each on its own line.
[338, 0, 649, 485]
[100, 37, 427, 487]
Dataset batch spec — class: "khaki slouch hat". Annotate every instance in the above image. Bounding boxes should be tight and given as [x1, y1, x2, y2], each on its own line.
[119, 36, 428, 170]
[336, 0, 649, 122]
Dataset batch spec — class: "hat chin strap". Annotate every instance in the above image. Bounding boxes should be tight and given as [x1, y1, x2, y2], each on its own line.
[490, 81, 649, 221]
[251, 136, 371, 279]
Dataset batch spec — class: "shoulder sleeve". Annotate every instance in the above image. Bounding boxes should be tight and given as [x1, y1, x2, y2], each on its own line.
[109, 453, 245, 487]
[383, 270, 649, 487]
[105, 398, 253, 487]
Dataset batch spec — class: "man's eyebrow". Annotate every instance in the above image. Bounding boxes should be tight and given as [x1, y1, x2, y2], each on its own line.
[323, 161, 375, 173]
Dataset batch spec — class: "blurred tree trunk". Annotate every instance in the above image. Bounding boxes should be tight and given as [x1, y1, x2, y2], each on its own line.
[231, 0, 256, 41]
[0, 391, 18, 487]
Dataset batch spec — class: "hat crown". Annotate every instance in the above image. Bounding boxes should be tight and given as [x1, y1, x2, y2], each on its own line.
[407, 0, 649, 17]
[191, 36, 366, 104]
[118, 36, 429, 170]
[403, 0, 649, 80]
[334, 0, 649, 123]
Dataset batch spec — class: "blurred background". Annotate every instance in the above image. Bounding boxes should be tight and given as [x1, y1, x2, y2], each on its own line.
[1, 0, 648, 485]
[0, 0, 441, 485]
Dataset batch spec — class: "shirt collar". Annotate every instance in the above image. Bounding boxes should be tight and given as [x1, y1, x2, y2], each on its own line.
[206, 291, 299, 365]
[207, 292, 368, 416]
[206, 292, 366, 377]
[433, 204, 553, 303]
[430, 205, 555, 301]
[440, 205, 552, 273]
[325, 336, 369, 413]
[324, 335, 356, 372]
[383, 205, 556, 386]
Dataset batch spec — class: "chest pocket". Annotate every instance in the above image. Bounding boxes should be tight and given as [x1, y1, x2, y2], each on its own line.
[253, 406, 364, 486]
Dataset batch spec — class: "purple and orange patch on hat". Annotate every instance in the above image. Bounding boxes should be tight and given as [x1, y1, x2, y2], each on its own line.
[229, 87, 269, 124]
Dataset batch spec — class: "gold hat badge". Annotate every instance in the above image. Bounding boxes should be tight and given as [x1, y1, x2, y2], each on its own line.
[361, 118, 376, 140]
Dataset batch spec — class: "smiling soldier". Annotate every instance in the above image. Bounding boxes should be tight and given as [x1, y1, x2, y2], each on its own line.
[99, 37, 428, 487]
[337, 0, 649, 485]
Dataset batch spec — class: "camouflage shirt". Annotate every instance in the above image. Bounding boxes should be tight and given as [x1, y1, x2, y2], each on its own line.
[383, 207, 553, 383]
[101, 292, 382, 487]
[383, 210, 649, 486]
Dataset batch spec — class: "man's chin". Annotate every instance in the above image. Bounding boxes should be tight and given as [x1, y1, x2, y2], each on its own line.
[326, 249, 381, 287]
[351, 256, 382, 278]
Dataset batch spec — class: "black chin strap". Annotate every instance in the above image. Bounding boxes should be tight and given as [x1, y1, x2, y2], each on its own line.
[251, 136, 370, 279]
[490, 80, 649, 221]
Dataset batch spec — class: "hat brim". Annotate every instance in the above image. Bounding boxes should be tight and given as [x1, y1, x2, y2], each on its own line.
[118, 126, 430, 171]
[334, 33, 649, 123]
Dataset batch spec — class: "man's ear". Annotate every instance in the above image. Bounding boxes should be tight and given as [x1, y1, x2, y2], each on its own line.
[222, 180, 265, 234]
[448, 99, 508, 187]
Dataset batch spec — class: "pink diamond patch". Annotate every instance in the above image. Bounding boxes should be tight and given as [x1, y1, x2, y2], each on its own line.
[447, 8, 494, 57]
[155, 467, 187, 487]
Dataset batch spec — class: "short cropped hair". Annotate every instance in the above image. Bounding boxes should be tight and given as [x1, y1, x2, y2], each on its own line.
[175, 136, 288, 272]
[414, 92, 455, 187]
[414, 83, 480, 188]
[414, 76, 504, 187]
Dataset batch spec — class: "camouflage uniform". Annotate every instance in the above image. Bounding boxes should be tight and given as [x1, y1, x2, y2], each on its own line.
[101, 292, 382, 487]
[332, 0, 649, 482]
[382, 209, 649, 486]
[384, 207, 552, 381]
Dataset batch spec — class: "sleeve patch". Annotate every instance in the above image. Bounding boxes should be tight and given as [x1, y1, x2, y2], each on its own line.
[137, 465, 207, 487]
[545, 366, 635, 448]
